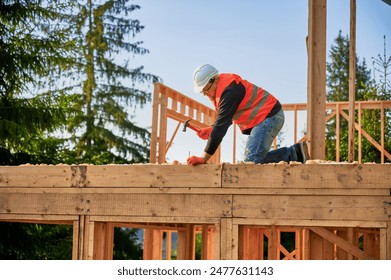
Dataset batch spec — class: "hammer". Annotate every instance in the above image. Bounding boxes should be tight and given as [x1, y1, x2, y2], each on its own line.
[183, 119, 201, 134]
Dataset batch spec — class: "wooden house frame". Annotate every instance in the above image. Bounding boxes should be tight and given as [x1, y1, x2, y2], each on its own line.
[0, 0, 390, 260]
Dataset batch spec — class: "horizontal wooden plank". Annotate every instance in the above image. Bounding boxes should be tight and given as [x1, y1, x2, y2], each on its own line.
[85, 164, 222, 188]
[223, 164, 391, 189]
[233, 195, 391, 221]
[233, 218, 387, 228]
[0, 192, 232, 218]
[0, 186, 388, 196]
[0, 165, 85, 187]
[83, 193, 232, 218]
[0, 193, 86, 215]
[0, 214, 78, 223]
[89, 215, 221, 224]
[1, 164, 388, 190]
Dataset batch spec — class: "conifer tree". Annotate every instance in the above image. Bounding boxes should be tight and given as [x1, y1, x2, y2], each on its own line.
[0, 0, 75, 164]
[326, 32, 390, 162]
[64, 0, 160, 164]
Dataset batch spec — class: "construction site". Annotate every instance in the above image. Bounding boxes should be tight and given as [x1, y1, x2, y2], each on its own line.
[0, 0, 390, 260]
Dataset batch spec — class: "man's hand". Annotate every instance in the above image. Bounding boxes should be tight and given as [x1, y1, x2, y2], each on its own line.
[196, 126, 212, 140]
[187, 156, 206, 166]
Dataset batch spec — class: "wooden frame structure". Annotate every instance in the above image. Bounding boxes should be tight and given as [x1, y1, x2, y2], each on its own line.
[1, 0, 390, 260]
[150, 83, 220, 164]
[150, 82, 391, 165]
[282, 101, 391, 163]
[0, 163, 390, 259]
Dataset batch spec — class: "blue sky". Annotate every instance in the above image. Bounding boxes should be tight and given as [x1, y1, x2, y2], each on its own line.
[130, 0, 391, 163]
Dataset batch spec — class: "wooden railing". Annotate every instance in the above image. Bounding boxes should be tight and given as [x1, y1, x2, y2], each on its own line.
[150, 83, 219, 163]
[151, 83, 390, 164]
[282, 100, 391, 163]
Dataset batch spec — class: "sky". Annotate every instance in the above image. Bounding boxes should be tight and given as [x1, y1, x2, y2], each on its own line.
[129, 0, 391, 163]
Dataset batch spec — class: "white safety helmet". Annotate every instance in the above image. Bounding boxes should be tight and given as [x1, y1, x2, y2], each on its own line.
[193, 64, 218, 93]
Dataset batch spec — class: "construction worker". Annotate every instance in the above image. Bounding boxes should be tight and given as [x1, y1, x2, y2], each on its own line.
[187, 64, 310, 166]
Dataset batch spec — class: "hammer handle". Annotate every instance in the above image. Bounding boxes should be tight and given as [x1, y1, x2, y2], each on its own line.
[187, 124, 201, 134]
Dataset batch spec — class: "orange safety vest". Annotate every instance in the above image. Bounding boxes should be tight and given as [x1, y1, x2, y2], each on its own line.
[213, 73, 278, 131]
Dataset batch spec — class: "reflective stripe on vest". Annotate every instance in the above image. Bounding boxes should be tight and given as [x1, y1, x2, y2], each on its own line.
[233, 85, 270, 121]
[214, 74, 277, 131]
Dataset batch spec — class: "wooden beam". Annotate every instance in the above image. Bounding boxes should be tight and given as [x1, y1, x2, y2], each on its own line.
[233, 195, 389, 221]
[348, 0, 357, 162]
[201, 224, 209, 260]
[307, 0, 327, 160]
[150, 83, 160, 163]
[85, 164, 222, 188]
[387, 222, 391, 260]
[220, 218, 235, 259]
[223, 164, 391, 189]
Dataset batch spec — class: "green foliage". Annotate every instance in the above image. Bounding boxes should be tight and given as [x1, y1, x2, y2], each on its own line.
[372, 36, 391, 100]
[0, 222, 72, 260]
[61, 0, 160, 164]
[1, 0, 157, 259]
[325, 31, 391, 163]
[195, 234, 202, 260]
[0, 0, 76, 164]
[113, 228, 143, 260]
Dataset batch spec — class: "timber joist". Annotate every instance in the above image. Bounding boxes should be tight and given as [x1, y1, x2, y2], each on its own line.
[0, 163, 390, 259]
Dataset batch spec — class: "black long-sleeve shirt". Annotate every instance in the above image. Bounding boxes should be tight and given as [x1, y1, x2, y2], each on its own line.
[204, 82, 281, 156]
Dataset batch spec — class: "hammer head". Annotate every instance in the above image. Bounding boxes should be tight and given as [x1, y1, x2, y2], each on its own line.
[182, 119, 191, 132]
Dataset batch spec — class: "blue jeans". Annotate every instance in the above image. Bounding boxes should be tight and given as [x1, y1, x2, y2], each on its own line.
[243, 109, 298, 163]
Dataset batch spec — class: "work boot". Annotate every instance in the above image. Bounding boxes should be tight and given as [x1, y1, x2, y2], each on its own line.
[294, 142, 310, 163]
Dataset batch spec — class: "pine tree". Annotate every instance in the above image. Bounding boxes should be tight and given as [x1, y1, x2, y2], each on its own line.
[326, 31, 390, 162]
[62, 0, 160, 164]
[0, 0, 75, 164]
[372, 36, 391, 100]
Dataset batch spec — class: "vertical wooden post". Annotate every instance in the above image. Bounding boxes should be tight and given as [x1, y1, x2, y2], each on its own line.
[268, 226, 278, 260]
[143, 229, 162, 260]
[348, 0, 357, 162]
[75, 215, 91, 260]
[301, 228, 310, 260]
[307, 0, 327, 160]
[358, 103, 362, 163]
[294, 105, 298, 142]
[364, 232, 379, 259]
[309, 229, 323, 260]
[72, 220, 80, 260]
[92, 222, 114, 260]
[379, 228, 387, 260]
[166, 231, 172, 260]
[380, 102, 385, 163]
[201, 224, 209, 260]
[207, 227, 216, 259]
[220, 218, 235, 259]
[158, 88, 168, 163]
[346, 228, 356, 260]
[177, 225, 195, 260]
[242, 227, 262, 259]
[387, 222, 391, 260]
[233, 125, 237, 163]
[150, 83, 160, 163]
